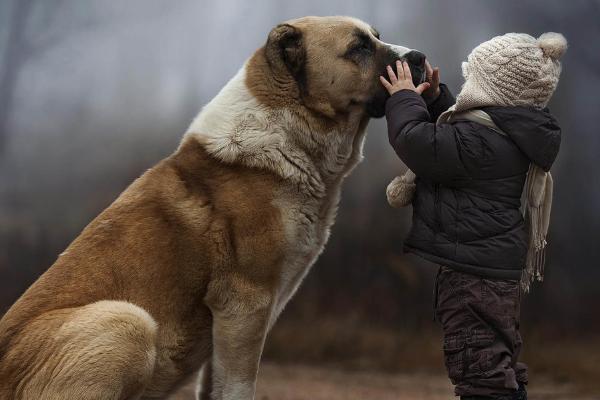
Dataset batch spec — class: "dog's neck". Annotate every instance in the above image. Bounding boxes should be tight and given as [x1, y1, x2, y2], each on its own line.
[184, 63, 369, 199]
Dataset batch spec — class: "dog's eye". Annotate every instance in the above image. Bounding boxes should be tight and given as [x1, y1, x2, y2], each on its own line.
[358, 41, 371, 50]
[343, 31, 375, 61]
[350, 40, 373, 55]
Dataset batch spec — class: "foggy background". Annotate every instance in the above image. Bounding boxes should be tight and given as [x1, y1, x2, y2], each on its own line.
[1, 0, 599, 394]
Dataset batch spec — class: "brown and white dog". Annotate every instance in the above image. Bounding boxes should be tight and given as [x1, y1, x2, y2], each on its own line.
[0, 16, 425, 400]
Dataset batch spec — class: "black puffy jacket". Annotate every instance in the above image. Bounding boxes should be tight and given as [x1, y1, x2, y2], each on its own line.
[385, 85, 561, 279]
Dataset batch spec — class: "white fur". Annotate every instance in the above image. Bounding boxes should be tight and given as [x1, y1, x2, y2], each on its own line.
[186, 64, 326, 197]
[387, 43, 411, 57]
[186, 64, 368, 332]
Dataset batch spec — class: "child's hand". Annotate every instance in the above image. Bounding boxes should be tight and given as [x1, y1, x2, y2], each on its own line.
[421, 60, 441, 102]
[379, 60, 430, 96]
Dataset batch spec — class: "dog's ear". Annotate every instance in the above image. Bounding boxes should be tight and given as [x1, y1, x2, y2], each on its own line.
[265, 24, 306, 86]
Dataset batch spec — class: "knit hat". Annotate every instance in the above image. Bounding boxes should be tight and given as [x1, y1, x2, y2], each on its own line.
[455, 32, 567, 111]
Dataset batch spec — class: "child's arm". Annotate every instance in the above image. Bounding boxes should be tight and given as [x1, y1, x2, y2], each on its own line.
[380, 61, 467, 184]
[426, 84, 455, 122]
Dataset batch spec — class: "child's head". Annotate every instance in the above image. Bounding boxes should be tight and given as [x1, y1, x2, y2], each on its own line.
[456, 32, 567, 110]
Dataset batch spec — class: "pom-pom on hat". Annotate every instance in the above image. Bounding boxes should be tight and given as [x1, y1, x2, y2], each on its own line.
[455, 32, 567, 111]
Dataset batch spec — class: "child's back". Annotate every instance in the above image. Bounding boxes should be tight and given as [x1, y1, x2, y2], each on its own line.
[386, 88, 561, 280]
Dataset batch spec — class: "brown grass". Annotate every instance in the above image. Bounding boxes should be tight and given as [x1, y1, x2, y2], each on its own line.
[264, 317, 445, 372]
[169, 362, 599, 400]
[263, 317, 600, 394]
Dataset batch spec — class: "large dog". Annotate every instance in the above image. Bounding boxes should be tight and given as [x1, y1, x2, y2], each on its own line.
[0, 16, 425, 400]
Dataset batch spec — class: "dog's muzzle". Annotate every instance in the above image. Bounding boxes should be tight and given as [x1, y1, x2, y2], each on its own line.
[403, 50, 427, 86]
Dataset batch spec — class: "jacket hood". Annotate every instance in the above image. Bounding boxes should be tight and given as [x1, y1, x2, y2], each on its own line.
[483, 106, 561, 171]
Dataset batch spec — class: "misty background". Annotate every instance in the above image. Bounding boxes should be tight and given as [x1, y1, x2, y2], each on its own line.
[1, 0, 599, 392]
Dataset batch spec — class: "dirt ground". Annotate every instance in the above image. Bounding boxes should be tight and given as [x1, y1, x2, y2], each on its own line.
[170, 362, 599, 400]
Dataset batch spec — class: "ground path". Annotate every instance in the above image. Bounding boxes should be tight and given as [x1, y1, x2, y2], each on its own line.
[170, 362, 598, 399]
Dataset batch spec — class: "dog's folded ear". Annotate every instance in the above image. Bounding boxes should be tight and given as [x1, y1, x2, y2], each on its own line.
[265, 24, 306, 87]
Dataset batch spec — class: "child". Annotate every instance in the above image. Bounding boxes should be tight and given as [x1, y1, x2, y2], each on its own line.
[379, 32, 567, 400]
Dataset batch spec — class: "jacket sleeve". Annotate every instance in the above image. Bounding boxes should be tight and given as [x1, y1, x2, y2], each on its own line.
[425, 83, 455, 122]
[385, 89, 468, 184]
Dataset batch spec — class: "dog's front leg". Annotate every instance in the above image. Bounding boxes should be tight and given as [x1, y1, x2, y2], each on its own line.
[205, 280, 273, 400]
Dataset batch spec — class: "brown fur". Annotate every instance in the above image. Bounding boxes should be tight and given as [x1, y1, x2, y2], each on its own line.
[0, 16, 410, 400]
[247, 16, 389, 127]
[0, 139, 285, 398]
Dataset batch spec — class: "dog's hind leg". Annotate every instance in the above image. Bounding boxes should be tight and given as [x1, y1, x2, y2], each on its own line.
[7, 300, 158, 400]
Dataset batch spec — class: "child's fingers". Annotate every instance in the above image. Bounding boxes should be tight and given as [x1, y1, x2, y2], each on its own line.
[395, 60, 405, 81]
[379, 75, 393, 91]
[432, 67, 440, 86]
[386, 65, 397, 84]
[425, 60, 434, 82]
[414, 82, 431, 95]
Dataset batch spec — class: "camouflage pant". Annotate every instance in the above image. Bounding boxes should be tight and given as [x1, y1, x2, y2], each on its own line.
[435, 266, 528, 398]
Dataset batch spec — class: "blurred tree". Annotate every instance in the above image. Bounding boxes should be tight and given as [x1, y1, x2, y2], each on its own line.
[0, 0, 91, 152]
[1, 0, 36, 152]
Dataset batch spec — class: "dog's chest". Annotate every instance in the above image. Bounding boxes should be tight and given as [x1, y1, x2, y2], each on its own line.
[268, 186, 342, 319]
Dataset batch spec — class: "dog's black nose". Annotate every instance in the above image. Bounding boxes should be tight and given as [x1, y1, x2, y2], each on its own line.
[405, 50, 426, 66]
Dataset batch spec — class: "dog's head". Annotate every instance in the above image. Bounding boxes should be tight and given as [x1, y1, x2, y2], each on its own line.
[264, 16, 426, 119]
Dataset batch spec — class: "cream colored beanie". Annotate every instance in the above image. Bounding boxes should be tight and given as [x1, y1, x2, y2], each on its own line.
[455, 32, 567, 111]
